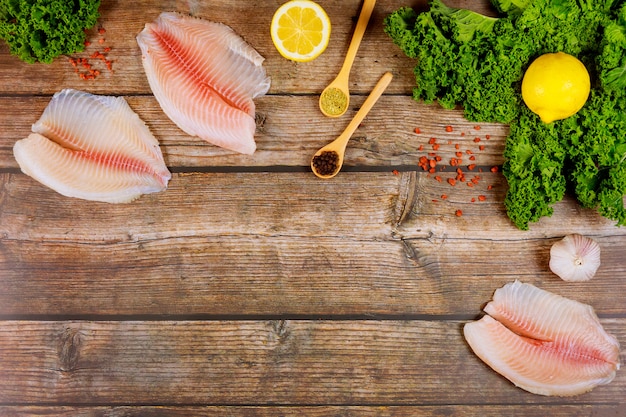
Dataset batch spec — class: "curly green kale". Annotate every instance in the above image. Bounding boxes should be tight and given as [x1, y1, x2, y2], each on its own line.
[384, 0, 607, 124]
[383, 3, 525, 124]
[385, 0, 626, 230]
[599, 2, 626, 90]
[569, 89, 626, 225]
[503, 108, 568, 229]
[0, 0, 101, 64]
[504, 89, 626, 230]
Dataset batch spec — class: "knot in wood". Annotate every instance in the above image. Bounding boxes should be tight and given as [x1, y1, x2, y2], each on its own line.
[268, 320, 299, 360]
[254, 112, 266, 130]
[271, 320, 290, 341]
[58, 328, 82, 372]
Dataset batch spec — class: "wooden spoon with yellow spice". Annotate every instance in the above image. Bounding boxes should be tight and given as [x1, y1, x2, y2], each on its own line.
[311, 71, 393, 179]
[319, 0, 377, 117]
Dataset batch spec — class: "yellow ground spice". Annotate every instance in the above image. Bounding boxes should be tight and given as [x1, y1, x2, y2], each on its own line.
[320, 88, 348, 115]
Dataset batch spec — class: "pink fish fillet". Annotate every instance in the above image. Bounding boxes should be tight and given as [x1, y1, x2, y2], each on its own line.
[13, 89, 171, 203]
[464, 280, 620, 396]
[136, 12, 271, 155]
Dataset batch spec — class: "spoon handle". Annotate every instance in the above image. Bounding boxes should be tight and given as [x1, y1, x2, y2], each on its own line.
[336, 71, 393, 145]
[337, 0, 377, 82]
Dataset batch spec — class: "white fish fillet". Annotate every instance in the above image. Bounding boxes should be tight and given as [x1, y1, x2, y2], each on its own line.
[13, 89, 171, 203]
[464, 281, 620, 396]
[136, 12, 270, 155]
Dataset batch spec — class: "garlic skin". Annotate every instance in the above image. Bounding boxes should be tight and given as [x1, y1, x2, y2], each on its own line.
[549, 234, 601, 282]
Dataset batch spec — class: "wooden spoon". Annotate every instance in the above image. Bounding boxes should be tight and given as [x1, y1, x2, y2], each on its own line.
[311, 71, 393, 179]
[318, 0, 377, 118]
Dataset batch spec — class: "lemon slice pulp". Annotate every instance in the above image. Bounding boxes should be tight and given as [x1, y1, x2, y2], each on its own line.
[271, 0, 331, 62]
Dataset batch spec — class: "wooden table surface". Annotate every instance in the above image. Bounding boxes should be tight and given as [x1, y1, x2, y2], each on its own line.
[1, 0, 625, 415]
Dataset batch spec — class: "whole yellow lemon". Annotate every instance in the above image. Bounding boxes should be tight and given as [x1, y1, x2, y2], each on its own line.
[521, 52, 591, 123]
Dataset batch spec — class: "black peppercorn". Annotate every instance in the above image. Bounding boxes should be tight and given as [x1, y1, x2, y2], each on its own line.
[312, 150, 339, 176]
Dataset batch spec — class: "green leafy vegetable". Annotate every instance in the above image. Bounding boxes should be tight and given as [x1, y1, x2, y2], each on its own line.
[385, 0, 626, 230]
[0, 0, 101, 64]
[502, 107, 567, 229]
[491, 0, 532, 16]
[431, 0, 498, 43]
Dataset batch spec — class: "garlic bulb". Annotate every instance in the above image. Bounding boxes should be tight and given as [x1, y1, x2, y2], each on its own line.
[549, 234, 601, 282]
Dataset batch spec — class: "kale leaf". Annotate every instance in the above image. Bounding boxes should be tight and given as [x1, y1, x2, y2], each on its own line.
[0, 0, 101, 64]
[490, 0, 532, 16]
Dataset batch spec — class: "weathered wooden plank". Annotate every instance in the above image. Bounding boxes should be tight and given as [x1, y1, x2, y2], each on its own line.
[2, 233, 624, 316]
[0, 0, 496, 95]
[0, 95, 507, 169]
[2, 170, 622, 243]
[2, 172, 624, 316]
[0, 236, 419, 316]
[0, 320, 624, 404]
[0, 172, 402, 241]
[1, 405, 623, 417]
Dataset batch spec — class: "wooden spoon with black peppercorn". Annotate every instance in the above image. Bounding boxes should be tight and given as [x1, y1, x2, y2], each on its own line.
[311, 71, 393, 179]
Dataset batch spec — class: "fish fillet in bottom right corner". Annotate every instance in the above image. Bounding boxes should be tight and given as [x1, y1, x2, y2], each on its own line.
[464, 280, 620, 396]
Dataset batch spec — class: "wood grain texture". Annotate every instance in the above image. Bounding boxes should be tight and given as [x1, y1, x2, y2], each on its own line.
[0, 321, 624, 404]
[0, 0, 625, 412]
[2, 405, 624, 417]
[1, 172, 624, 317]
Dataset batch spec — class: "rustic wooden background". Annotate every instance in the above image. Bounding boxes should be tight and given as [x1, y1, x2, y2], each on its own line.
[0, 0, 624, 416]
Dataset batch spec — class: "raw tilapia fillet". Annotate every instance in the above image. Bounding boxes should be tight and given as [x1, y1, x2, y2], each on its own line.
[464, 281, 620, 396]
[137, 12, 271, 155]
[13, 89, 171, 203]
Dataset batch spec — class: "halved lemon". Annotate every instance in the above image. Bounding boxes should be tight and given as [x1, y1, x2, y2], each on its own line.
[270, 0, 331, 62]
